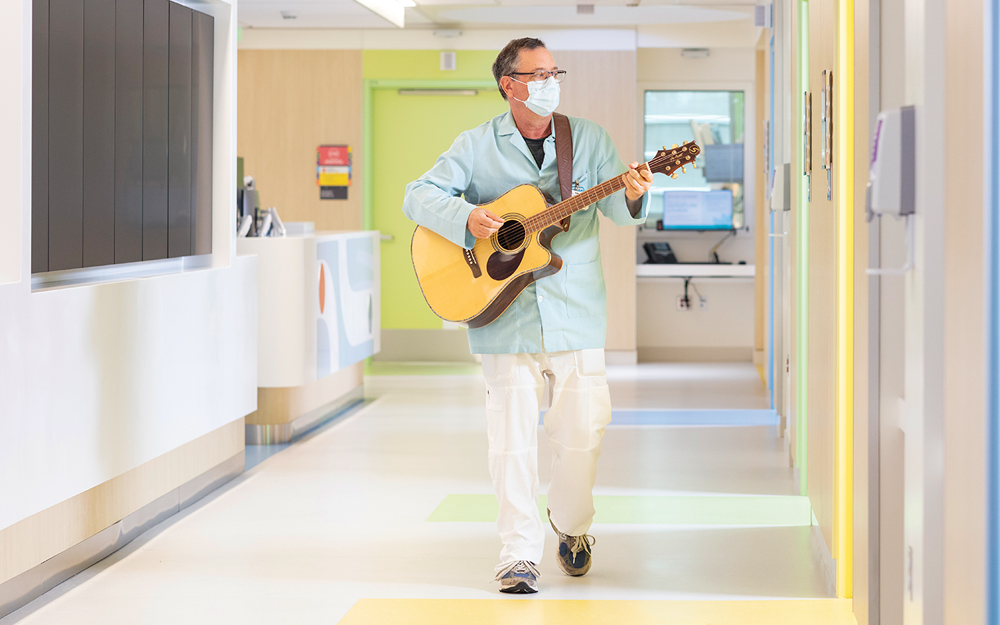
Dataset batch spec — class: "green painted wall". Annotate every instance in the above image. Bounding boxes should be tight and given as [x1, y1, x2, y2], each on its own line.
[364, 50, 508, 330]
[364, 50, 500, 82]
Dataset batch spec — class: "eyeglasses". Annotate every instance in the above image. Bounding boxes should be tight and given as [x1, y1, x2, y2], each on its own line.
[508, 70, 567, 83]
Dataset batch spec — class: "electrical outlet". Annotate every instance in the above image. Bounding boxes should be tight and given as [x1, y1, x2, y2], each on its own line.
[698, 297, 708, 310]
[676, 296, 690, 311]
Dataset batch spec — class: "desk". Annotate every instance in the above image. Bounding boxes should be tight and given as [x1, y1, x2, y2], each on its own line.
[636, 263, 756, 279]
[635, 263, 756, 362]
[237, 231, 380, 443]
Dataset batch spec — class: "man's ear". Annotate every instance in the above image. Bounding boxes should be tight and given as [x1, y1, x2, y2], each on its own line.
[500, 76, 514, 99]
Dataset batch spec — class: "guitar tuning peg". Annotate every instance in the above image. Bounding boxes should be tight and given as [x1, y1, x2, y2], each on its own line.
[662, 145, 667, 151]
[681, 166, 686, 174]
[672, 144, 679, 148]
[692, 162, 697, 169]
[683, 140, 690, 145]
[671, 173, 678, 179]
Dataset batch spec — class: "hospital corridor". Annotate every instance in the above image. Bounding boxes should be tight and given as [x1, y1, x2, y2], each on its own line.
[1, 0, 998, 624]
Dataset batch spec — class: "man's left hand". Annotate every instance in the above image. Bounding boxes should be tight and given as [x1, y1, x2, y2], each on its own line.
[623, 162, 654, 201]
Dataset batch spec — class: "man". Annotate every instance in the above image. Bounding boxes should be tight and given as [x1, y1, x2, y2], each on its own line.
[402, 38, 654, 594]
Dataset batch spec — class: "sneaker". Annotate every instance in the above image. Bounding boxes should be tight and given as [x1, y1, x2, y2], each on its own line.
[495, 560, 540, 594]
[548, 510, 596, 577]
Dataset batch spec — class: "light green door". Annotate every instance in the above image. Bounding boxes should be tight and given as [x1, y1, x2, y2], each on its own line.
[372, 89, 508, 329]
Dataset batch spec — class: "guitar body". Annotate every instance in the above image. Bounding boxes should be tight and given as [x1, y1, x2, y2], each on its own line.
[411, 184, 565, 328]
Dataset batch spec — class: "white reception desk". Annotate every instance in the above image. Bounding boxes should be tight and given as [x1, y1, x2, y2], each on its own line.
[237, 230, 380, 443]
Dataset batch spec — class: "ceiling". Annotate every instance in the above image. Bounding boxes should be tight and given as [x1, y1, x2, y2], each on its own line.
[237, 0, 758, 31]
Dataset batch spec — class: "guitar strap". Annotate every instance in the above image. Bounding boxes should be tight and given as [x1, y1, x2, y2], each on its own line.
[553, 112, 573, 232]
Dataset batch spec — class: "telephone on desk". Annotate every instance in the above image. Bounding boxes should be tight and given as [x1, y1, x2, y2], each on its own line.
[643, 242, 677, 264]
[642, 241, 737, 265]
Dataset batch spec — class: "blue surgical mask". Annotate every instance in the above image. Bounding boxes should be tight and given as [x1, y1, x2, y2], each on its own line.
[512, 76, 560, 117]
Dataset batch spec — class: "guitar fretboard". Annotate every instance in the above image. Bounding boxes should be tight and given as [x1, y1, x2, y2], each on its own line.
[521, 153, 673, 235]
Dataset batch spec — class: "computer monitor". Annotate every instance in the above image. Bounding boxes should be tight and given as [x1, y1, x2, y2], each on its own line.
[661, 189, 734, 230]
[701, 143, 744, 183]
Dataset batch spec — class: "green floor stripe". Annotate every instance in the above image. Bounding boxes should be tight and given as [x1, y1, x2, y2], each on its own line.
[366, 361, 483, 376]
[427, 494, 813, 526]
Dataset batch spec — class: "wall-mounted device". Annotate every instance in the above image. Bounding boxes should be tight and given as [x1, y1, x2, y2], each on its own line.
[771, 163, 791, 211]
[803, 91, 812, 201]
[821, 70, 833, 201]
[866, 105, 916, 275]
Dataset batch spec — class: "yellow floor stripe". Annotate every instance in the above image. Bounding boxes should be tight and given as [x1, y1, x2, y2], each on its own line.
[337, 599, 857, 625]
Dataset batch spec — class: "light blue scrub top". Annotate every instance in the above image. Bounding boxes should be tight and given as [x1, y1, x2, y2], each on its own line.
[402, 110, 648, 355]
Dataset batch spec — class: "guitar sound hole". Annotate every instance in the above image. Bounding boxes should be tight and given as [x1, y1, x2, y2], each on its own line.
[495, 220, 526, 252]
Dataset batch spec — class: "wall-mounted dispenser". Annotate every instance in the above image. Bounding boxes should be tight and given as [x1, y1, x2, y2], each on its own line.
[866, 105, 916, 275]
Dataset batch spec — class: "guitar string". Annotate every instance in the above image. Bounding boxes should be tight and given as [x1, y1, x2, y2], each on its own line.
[493, 151, 692, 249]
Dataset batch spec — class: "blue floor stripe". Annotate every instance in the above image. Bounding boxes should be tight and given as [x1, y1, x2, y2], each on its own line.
[541, 409, 778, 427]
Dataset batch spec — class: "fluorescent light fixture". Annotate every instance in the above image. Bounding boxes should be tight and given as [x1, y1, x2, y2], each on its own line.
[353, 0, 405, 27]
[680, 48, 710, 59]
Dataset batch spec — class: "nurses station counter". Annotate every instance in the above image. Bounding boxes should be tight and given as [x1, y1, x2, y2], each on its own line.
[237, 230, 380, 444]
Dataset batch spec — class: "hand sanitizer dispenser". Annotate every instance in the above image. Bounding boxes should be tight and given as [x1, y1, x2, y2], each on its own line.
[866, 105, 916, 275]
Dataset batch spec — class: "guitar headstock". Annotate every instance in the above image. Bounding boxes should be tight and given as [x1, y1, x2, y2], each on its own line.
[648, 141, 701, 179]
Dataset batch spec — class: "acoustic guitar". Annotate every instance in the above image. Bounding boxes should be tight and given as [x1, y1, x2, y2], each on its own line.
[410, 142, 701, 328]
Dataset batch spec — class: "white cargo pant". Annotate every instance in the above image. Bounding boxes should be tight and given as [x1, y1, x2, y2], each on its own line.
[481, 348, 612, 570]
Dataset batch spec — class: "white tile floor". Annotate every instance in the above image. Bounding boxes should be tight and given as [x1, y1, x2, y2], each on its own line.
[2, 362, 830, 625]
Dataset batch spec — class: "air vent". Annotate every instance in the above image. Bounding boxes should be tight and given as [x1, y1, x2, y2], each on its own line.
[280, 10, 297, 19]
[440, 51, 457, 71]
[577, 4, 594, 14]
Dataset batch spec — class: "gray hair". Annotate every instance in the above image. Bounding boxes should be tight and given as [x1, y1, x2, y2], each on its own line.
[492, 38, 547, 100]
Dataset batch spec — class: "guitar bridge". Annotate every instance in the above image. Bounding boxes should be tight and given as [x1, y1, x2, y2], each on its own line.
[463, 248, 482, 278]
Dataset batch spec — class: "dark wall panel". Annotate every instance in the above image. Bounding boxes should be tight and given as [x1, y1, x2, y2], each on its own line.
[143, 0, 169, 261]
[115, 0, 144, 264]
[33, 0, 214, 273]
[168, 3, 192, 258]
[48, 0, 84, 271]
[32, 0, 49, 273]
[191, 10, 214, 256]
[83, 0, 116, 268]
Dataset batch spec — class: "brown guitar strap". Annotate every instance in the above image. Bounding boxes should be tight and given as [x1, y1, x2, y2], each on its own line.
[553, 112, 573, 232]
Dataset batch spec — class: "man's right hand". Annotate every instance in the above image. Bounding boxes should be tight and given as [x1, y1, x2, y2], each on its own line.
[467, 208, 505, 239]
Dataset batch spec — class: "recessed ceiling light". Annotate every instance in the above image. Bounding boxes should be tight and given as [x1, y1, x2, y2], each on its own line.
[280, 10, 297, 19]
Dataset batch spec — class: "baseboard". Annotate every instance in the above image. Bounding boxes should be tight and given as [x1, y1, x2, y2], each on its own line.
[637, 346, 754, 363]
[0, 451, 244, 620]
[245, 385, 364, 444]
[604, 350, 638, 365]
[374, 329, 477, 363]
[809, 523, 838, 598]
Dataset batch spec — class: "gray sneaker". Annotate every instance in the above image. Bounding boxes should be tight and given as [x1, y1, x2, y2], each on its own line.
[548, 511, 596, 577]
[495, 560, 540, 594]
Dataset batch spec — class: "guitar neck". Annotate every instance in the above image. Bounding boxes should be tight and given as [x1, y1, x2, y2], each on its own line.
[522, 167, 637, 234]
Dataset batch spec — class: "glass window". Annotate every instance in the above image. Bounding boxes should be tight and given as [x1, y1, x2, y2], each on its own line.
[644, 90, 746, 229]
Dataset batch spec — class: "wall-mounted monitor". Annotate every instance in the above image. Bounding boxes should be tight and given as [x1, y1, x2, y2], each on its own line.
[661, 189, 734, 230]
[701, 144, 744, 183]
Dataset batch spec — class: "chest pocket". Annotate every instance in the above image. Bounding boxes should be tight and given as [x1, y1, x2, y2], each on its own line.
[571, 172, 591, 197]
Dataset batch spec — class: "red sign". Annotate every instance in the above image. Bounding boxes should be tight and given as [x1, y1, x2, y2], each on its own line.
[317, 145, 350, 166]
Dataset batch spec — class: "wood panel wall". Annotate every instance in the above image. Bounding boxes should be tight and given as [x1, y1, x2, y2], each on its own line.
[237, 50, 364, 232]
[807, 0, 838, 557]
[755, 45, 767, 368]
[555, 50, 639, 353]
[942, 0, 987, 622]
[0, 419, 243, 585]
